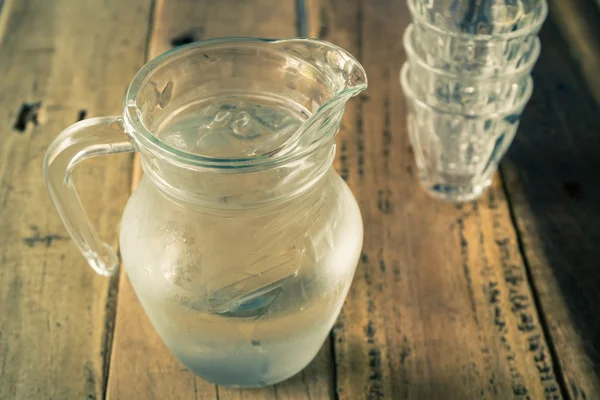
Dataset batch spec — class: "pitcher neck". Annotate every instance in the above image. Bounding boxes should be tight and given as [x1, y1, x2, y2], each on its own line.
[138, 139, 336, 209]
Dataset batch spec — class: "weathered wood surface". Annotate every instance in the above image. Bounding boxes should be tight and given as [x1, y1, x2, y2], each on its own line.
[2, 0, 600, 398]
[0, 0, 152, 398]
[106, 1, 335, 399]
[499, 0, 600, 398]
[306, 0, 564, 398]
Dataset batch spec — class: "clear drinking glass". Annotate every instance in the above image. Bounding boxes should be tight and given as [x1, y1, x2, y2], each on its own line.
[404, 24, 538, 114]
[407, 0, 547, 75]
[408, 0, 548, 35]
[43, 37, 367, 387]
[400, 63, 532, 202]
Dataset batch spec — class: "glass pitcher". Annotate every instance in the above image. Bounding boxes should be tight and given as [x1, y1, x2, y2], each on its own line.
[43, 37, 367, 387]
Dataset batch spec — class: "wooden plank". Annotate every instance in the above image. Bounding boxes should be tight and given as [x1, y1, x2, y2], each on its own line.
[106, 1, 335, 399]
[546, 0, 600, 106]
[306, 0, 566, 398]
[0, 0, 152, 398]
[499, 0, 600, 398]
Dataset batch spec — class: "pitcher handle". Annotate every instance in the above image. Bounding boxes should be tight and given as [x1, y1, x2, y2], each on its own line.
[43, 116, 136, 276]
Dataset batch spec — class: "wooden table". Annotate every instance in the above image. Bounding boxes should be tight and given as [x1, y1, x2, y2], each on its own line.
[1, 0, 599, 399]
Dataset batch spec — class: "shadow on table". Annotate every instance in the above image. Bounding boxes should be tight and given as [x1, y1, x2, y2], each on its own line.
[501, 16, 600, 394]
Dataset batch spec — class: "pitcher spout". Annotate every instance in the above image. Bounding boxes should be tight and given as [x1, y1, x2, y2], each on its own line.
[265, 38, 368, 156]
[273, 38, 367, 98]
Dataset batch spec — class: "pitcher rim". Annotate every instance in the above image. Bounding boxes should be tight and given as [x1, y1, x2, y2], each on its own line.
[123, 36, 367, 170]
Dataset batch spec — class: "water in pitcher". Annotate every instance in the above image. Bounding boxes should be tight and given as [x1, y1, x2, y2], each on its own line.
[157, 95, 310, 159]
[120, 94, 363, 386]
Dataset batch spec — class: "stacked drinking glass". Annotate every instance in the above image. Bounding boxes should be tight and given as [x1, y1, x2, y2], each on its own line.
[400, 0, 548, 201]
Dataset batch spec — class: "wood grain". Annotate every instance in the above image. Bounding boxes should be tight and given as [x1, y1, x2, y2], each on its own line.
[546, 0, 600, 105]
[106, 1, 335, 399]
[0, 0, 152, 398]
[306, 0, 566, 398]
[3, 0, 596, 398]
[499, 1, 600, 398]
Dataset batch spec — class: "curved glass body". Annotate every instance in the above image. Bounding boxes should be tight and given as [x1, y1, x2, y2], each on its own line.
[121, 171, 361, 386]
